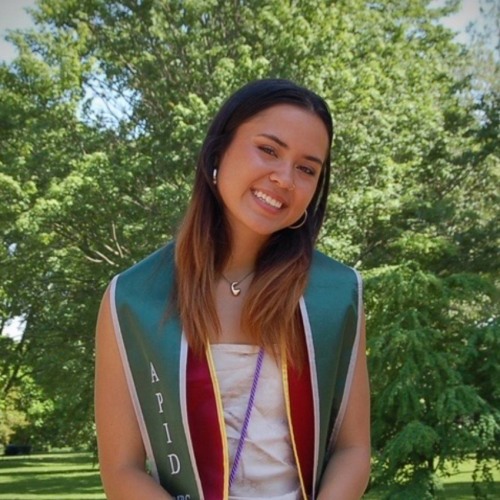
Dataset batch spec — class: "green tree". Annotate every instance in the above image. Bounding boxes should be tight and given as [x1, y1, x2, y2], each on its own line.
[0, 0, 497, 496]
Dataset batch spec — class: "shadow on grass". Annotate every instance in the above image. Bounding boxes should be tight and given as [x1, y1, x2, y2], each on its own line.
[364, 482, 500, 500]
[0, 452, 97, 467]
[1, 467, 96, 476]
[0, 452, 105, 499]
[436, 481, 500, 499]
[1, 452, 498, 499]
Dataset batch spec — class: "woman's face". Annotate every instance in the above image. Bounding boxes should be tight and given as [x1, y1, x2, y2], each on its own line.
[217, 104, 329, 244]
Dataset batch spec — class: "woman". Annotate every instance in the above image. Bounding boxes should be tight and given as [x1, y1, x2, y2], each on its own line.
[95, 79, 370, 499]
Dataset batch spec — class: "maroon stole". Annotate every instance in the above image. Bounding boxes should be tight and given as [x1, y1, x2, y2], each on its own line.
[185, 345, 315, 500]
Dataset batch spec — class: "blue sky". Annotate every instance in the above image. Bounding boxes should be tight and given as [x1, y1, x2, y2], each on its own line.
[0, 0, 38, 61]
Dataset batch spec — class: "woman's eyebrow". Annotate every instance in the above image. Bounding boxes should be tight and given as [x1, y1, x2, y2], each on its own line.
[257, 133, 323, 166]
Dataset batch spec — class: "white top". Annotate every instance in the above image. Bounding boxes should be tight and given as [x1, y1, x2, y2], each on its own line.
[211, 344, 301, 500]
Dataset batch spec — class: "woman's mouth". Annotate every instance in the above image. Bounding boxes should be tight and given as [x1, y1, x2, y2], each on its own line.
[252, 189, 284, 209]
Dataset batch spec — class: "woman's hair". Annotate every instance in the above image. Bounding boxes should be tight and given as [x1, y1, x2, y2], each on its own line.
[175, 78, 334, 363]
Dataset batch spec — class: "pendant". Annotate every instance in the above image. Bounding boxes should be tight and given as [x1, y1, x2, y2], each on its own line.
[230, 282, 242, 297]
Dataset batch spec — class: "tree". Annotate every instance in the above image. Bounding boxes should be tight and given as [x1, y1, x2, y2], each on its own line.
[0, 0, 497, 495]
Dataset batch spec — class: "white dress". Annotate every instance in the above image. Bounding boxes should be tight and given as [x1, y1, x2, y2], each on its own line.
[211, 344, 301, 500]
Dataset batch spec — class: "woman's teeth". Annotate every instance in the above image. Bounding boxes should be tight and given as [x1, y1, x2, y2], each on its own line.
[253, 190, 283, 209]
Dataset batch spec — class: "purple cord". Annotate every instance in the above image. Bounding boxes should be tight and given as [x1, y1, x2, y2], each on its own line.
[228, 347, 265, 489]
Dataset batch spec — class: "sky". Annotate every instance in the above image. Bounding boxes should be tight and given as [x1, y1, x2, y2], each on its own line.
[0, 0, 488, 63]
[0, 0, 38, 62]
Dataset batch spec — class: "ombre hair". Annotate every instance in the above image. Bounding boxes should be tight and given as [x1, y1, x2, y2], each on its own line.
[175, 79, 333, 364]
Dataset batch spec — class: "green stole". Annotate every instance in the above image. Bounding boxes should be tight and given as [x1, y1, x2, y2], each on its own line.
[111, 242, 361, 500]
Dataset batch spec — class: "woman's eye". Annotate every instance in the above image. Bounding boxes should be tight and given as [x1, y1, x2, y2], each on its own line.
[298, 165, 316, 176]
[259, 145, 276, 156]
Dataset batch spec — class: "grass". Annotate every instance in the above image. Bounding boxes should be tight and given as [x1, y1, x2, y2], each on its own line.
[435, 460, 500, 500]
[364, 459, 500, 499]
[0, 451, 498, 499]
[0, 451, 105, 499]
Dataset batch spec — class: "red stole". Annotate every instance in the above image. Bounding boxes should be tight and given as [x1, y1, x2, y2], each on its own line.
[186, 344, 314, 499]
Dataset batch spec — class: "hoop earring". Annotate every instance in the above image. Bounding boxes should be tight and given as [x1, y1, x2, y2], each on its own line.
[212, 167, 218, 185]
[289, 210, 307, 229]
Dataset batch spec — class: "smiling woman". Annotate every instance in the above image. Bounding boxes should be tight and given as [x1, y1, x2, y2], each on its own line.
[95, 79, 371, 500]
[216, 105, 328, 256]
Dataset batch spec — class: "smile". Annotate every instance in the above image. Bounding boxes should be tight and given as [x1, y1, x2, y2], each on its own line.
[252, 190, 283, 209]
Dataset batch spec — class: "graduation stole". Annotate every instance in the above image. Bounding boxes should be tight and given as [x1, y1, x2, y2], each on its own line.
[111, 243, 361, 500]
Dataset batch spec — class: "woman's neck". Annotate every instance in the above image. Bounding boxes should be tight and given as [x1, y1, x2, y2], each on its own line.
[224, 231, 267, 277]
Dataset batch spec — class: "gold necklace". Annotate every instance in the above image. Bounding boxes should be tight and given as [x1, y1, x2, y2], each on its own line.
[221, 270, 254, 297]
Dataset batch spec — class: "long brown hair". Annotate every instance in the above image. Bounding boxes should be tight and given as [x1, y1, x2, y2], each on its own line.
[175, 79, 334, 364]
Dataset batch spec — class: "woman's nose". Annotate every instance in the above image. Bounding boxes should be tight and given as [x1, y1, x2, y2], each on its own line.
[269, 168, 295, 191]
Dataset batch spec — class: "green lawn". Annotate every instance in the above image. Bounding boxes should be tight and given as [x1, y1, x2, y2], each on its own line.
[0, 451, 105, 500]
[0, 451, 498, 499]
[364, 459, 500, 499]
[436, 459, 500, 499]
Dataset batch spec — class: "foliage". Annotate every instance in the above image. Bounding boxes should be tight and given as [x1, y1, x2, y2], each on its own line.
[0, 335, 54, 449]
[365, 265, 498, 498]
[0, 0, 498, 495]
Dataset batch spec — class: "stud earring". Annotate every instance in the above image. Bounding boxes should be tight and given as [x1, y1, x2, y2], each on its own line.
[212, 167, 218, 185]
[289, 210, 308, 229]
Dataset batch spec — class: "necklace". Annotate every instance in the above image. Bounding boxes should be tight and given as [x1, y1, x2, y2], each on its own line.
[221, 270, 254, 297]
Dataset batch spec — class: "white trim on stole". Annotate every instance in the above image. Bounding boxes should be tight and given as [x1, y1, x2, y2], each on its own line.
[299, 268, 363, 496]
[329, 269, 364, 447]
[109, 276, 160, 482]
[108, 263, 362, 497]
[298, 297, 320, 498]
